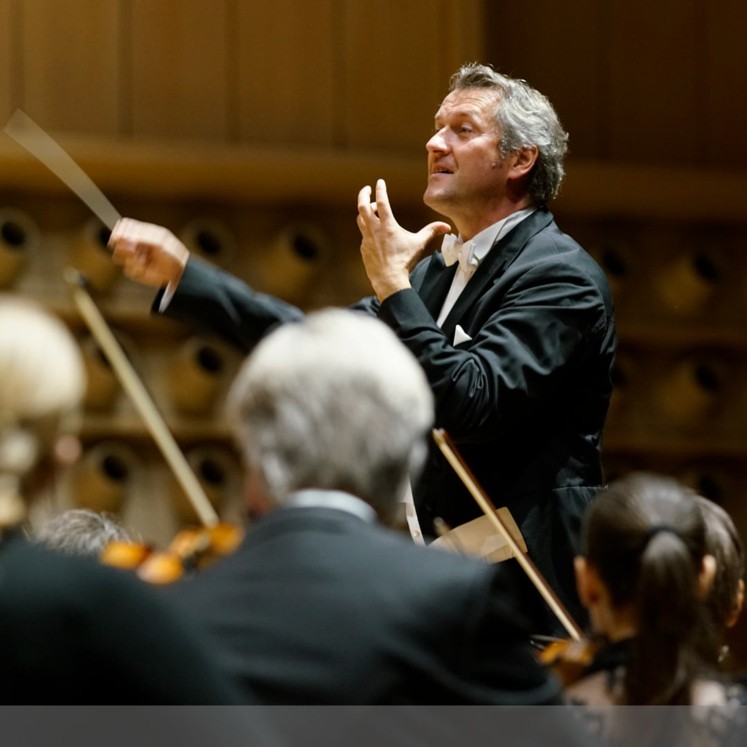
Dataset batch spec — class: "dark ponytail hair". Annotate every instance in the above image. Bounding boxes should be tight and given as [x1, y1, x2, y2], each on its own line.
[581, 473, 714, 704]
[697, 495, 744, 665]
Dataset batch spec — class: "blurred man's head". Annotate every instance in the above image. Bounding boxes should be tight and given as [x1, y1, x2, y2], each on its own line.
[0, 295, 85, 526]
[228, 309, 434, 523]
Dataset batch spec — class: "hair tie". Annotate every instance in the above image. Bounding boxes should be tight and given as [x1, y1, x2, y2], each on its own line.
[646, 523, 678, 542]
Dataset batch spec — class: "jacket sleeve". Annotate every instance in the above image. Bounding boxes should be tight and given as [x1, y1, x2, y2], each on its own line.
[155, 258, 385, 353]
[154, 258, 305, 354]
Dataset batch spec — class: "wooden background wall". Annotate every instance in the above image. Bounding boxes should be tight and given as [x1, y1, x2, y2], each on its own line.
[2, 0, 747, 666]
[0, 0, 480, 147]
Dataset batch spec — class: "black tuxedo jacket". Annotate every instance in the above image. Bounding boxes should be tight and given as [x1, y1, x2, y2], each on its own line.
[165, 505, 561, 704]
[158, 208, 616, 634]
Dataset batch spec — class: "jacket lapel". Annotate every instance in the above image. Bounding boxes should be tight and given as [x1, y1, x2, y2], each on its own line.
[413, 250, 458, 319]
[440, 209, 554, 338]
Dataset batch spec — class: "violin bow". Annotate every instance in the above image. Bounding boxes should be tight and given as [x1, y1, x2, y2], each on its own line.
[432, 428, 583, 641]
[66, 269, 219, 528]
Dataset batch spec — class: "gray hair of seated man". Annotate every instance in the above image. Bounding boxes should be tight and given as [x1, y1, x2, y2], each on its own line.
[34, 508, 134, 558]
[228, 309, 434, 522]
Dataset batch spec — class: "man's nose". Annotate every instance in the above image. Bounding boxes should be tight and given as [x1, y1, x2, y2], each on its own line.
[426, 129, 448, 153]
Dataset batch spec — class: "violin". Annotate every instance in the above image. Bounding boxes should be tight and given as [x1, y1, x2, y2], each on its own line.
[533, 635, 601, 687]
[66, 270, 244, 583]
[101, 523, 244, 584]
[432, 428, 598, 684]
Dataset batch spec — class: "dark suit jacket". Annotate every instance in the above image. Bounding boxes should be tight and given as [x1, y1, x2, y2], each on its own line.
[0, 532, 244, 704]
[165, 504, 561, 704]
[158, 208, 616, 634]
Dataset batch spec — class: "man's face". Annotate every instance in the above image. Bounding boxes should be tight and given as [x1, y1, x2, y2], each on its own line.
[424, 88, 509, 233]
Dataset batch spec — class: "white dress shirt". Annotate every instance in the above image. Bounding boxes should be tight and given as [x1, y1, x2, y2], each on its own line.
[436, 208, 535, 327]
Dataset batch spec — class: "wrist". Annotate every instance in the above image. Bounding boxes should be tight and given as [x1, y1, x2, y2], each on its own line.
[374, 275, 411, 302]
[169, 241, 190, 285]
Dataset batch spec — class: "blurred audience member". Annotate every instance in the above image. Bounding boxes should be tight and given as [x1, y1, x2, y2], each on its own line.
[567, 472, 740, 707]
[0, 295, 245, 704]
[167, 309, 563, 705]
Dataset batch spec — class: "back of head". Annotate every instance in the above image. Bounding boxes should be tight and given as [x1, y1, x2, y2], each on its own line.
[0, 296, 85, 526]
[449, 62, 568, 206]
[581, 472, 712, 704]
[228, 309, 434, 521]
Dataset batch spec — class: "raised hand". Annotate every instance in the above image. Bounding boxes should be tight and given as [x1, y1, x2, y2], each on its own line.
[357, 179, 451, 301]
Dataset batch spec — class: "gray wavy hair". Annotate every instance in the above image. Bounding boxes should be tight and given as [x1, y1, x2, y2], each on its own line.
[34, 508, 134, 557]
[450, 62, 569, 205]
[228, 309, 434, 520]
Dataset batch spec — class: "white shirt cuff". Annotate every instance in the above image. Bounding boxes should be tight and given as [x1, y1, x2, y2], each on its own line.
[158, 280, 179, 312]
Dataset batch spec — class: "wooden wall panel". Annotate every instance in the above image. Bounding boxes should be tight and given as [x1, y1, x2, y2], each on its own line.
[705, 1, 747, 168]
[342, 0, 446, 151]
[18, 0, 121, 135]
[437, 0, 486, 84]
[235, 1, 336, 146]
[129, 0, 230, 140]
[0, 0, 13, 123]
[606, 0, 703, 163]
[485, 0, 605, 159]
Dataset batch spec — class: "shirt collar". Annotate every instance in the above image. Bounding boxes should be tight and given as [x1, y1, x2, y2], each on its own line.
[457, 207, 536, 269]
[284, 489, 377, 523]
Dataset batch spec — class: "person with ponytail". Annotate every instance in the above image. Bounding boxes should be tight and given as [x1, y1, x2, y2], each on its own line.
[566, 472, 740, 706]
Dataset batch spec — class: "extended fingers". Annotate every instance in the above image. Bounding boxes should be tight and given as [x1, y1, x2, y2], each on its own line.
[357, 185, 372, 215]
[357, 185, 381, 239]
[373, 179, 393, 221]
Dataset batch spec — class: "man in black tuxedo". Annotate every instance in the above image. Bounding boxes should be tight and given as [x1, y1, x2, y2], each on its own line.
[109, 63, 616, 634]
[165, 308, 560, 704]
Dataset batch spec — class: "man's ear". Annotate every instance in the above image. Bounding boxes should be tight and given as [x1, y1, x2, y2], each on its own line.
[698, 554, 717, 599]
[574, 556, 601, 609]
[507, 146, 539, 180]
[243, 468, 272, 520]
